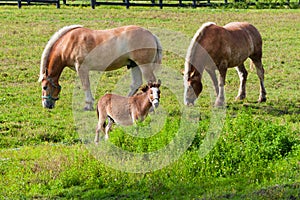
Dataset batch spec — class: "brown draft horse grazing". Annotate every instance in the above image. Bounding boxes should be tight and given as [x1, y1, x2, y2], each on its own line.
[38, 25, 162, 110]
[94, 80, 161, 143]
[184, 22, 267, 106]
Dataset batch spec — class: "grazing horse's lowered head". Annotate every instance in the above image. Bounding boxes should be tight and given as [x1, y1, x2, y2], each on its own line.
[184, 69, 203, 106]
[39, 70, 61, 109]
[95, 80, 161, 143]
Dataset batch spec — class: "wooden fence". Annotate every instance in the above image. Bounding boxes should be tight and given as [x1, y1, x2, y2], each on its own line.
[0, 0, 298, 8]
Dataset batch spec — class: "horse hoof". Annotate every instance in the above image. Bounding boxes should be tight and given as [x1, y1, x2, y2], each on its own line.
[235, 95, 246, 101]
[186, 102, 194, 106]
[258, 97, 267, 103]
[84, 106, 94, 111]
[214, 100, 224, 107]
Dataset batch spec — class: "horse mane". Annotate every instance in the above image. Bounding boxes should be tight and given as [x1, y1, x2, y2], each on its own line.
[184, 22, 216, 78]
[135, 81, 160, 95]
[38, 25, 83, 82]
[136, 84, 149, 94]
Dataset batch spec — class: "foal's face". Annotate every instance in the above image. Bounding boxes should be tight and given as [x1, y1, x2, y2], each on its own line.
[149, 87, 161, 108]
[184, 71, 202, 106]
[41, 78, 61, 109]
[145, 80, 161, 109]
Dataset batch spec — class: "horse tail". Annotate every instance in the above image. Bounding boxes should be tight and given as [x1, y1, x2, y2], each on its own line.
[153, 34, 162, 65]
[38, 25, 83, 82]
[96, 105, 99, 119]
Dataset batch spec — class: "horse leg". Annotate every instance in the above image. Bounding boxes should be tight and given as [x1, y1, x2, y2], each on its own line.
[251, 59, 267, 102]
[76, 64, 94, 110]
[104, 116, 114, 140]
[235, 64, 248, 101]
[95, 123, 102, 144]
[206, 69, 219, 96]
[140, 63, 157, 83]
[95, 114, 106, 144]
[128, 66, 143, 96]
[215, 62, 228, 107]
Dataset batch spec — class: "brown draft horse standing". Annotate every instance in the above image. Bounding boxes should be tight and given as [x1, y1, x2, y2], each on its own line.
[38, 25, 162, 110]
[183, 22, 267, 106]
[94, 80, 161, 143]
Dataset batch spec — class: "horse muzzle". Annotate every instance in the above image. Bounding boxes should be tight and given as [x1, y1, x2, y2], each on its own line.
[42, 99, 56, 109]
[152, 99, 159, 109]
[184, 98, 195, 106]
[42, 96, 59, 109]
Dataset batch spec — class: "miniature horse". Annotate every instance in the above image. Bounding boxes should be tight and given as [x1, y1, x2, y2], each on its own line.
[38, 25, 162, 110]
[184, 22, 267, 106]
[95, 80, 161, 143]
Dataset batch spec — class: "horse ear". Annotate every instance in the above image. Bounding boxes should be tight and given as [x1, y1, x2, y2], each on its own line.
[141, 84, 149, 92]
[147, 80, 153, 87]
[190, 70, 195, 78]
[38, 75, 43, 82]
[38, 69, 48, 82]
[157, 79, 161, 87]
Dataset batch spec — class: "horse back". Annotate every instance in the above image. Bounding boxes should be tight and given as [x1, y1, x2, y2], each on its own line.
[203, 22, 262, 67]
[224, 22, 262, 49]
[97, 94, 133, 125]
[51, 25, 158, 70]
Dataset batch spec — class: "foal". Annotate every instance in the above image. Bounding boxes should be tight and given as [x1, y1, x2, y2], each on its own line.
[95, 80, 161, 143]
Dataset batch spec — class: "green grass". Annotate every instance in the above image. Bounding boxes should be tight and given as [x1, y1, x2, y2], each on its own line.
[0, 5, 300, 199]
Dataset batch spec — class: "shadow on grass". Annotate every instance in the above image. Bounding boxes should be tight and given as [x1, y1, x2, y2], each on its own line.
[57, 181, 300, 199]
[227, 98, 300, 117]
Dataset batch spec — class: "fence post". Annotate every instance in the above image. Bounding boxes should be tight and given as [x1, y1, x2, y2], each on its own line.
[56, 0, 60, 8]
[125, 0, 130, 9]
[17, 0, 21, 8]
[192, 0, 196, 7]
[91, 0, 95, 9]
[178, 0, 182, 6]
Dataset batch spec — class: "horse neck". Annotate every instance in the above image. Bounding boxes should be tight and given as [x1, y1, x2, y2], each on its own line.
[132, 92, 152, 112]
[47, 59, 65, 82]
[185, 42, 207, 79]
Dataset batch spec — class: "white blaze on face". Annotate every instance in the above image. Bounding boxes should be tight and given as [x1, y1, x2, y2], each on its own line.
[151, 87, 160, 108]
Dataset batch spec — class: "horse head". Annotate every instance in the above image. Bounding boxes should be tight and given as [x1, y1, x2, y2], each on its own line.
[142, 79, 161, 109]
[39, 72, 61, 109]
[184, 68, 202, 106]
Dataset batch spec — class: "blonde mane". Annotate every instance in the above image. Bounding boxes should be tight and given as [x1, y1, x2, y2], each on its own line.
[38, 25, 83, 82]
[184, 22, 216, 78]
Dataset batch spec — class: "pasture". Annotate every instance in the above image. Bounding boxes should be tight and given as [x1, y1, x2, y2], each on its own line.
[0, 5, 299, 199]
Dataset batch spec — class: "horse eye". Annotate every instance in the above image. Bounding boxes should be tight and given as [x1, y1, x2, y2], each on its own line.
[43, 86, 48, 90]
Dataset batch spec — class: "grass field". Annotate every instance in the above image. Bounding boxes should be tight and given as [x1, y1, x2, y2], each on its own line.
[0, 5, 299, 199]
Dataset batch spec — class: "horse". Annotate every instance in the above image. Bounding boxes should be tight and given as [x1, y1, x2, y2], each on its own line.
[38, 25, 162, 110]
[183, 22, 267, 106]
[94, 80, 161, 143]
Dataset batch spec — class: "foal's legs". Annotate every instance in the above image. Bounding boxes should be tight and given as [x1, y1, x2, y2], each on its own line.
[128, 66, 143, 96]
[95, 114, 106, 144]
[104, 117, 114, 140]
[250, 58, 267, 102]
[235, 64, 248, 101]
[139, 63, 157, 83]
[76, 63, 94, 110]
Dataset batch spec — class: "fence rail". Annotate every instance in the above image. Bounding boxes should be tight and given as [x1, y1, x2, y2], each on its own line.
[0, 0, 299, 8]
